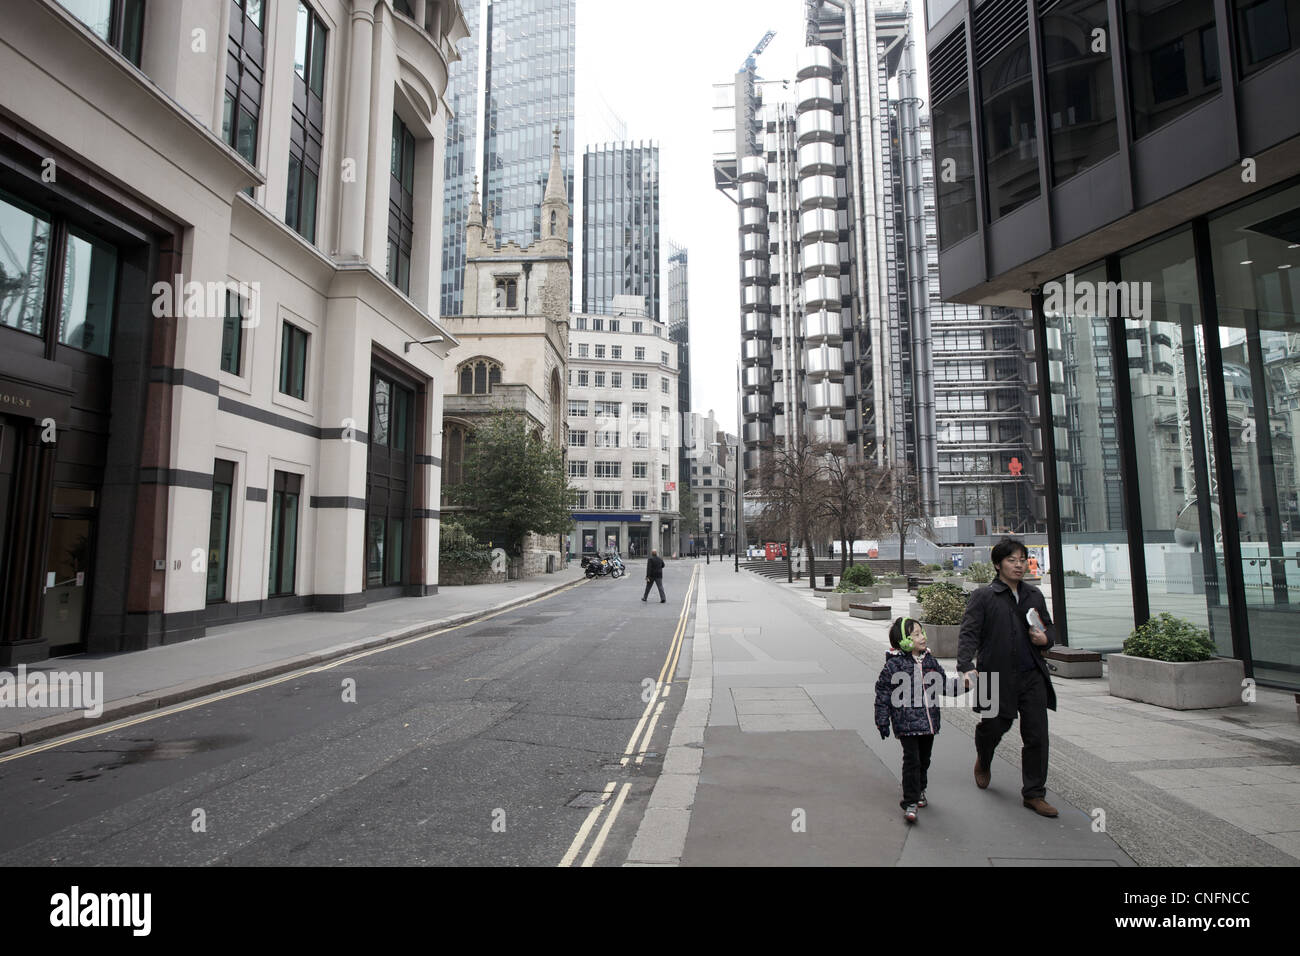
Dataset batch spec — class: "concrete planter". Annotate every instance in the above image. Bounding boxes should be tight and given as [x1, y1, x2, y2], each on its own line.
[1108, 653, 1245, 710]
[825, 592, 855, 612]
[849, 603, 891, 620]
[922, 623, 960, 658]
[873, 584, 895, 602]
[907, 601, 923, 621]
[1061, 576, 1093, 589]
[960, 580, 980, 593]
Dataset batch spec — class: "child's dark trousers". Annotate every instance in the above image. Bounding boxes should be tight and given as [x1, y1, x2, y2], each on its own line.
[900, 734, 935, 807]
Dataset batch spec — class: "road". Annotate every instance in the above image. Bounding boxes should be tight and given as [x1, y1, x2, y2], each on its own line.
[0, 566, 698, 866]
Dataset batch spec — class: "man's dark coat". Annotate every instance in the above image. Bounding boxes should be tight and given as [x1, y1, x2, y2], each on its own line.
[646, 555, 665, 579]
[957, 579, 1057, 719]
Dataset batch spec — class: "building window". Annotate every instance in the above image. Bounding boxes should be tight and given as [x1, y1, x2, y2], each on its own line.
[286, 2, 327, 242]
[593, 318, 604, 331]
[594, 429, 620, 448]
[576, 370, 589, 387]
[661, 493, 671, 510]
[632, 432, 649, 448]
[635, 346, 646, 361]
[594, 401, 621, 418]
[1124, 0, 1220, 137]
[441, 422, 469, 496]
[660, 434, 669, 451]
[279, 321, 309, 400]
[980, 28, 1040, 219]
[595, 344, 606, 358]
[594, 460, 621, 478]
[58, 230, 117, 356]
[268, 470, 302, 597]
[661, 351, 669, 365]
[610, 372, 623, 388]
[1235, 0, 1296, 73]
[223, 0, 266, 174]
[57, 0, 145, 65]
[660, 406, 670, 422]
[569, 430, 588, 447]
[611, 345, 622, 360]
[633, 461, 648, 478]
[569, 460, 588, 478]
[661, 464, 669, 480]
[932, 33, 977, 248]
[367, 369, 413, 588]
[594, 491, 622, 510]
[633, 373, 648, 389]
[660, 377, 669, 393]
[1040, 0, 1118, 184]
[577, 343, 589, 358]
[388, 114, 416, 293]
[632, 321, 643, 334]
[458, 359, 502, 395]
[207, 459, 235, 603]
[575, 316, 587, 330]
[594, 371, 606, 387]
[568, 399, 588, 417]
[632, 403, 648, 418]
[633, 492, 648, 510]
[495, 277, 518, 308]
[222, 289, 245, 375]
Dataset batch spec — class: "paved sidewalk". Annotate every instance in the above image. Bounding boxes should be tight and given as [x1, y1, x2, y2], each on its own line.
[0, 564, 590, 751]
[651, 561, 1300, 866]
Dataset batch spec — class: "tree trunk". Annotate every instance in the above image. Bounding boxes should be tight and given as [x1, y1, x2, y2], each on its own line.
[840, 529, 848, 574]
[805, 531, 816, 589]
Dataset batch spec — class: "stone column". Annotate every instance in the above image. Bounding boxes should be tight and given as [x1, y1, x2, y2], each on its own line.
[338, 3, 375, 259]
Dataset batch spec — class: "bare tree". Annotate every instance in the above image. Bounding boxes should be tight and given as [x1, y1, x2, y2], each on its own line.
[882, 464, 932, 575]
[817, 444, 890, 574]
[755, 441, 829, 588]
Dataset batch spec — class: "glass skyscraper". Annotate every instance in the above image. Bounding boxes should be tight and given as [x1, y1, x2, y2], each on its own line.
[483, 0, 576, 249]
[581, 142, 660, 319]
[439, 0, 482, 318]
[439, 0, 575, 316]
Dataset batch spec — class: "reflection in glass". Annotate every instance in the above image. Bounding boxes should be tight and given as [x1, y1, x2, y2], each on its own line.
[1234, 0, 1296, 73]
[0, 192, 50, 336]
[1040, 0, 1118, 184]
[980, 32, 1040, 219]
[1125, 0, 1220, 138]
[1121, 229, 1230, 647]
[1208, 184, 1300, 687]
[933, 81, 977, 247]
[1047, 265, 1133, 649]
[58, 231, 117, 356]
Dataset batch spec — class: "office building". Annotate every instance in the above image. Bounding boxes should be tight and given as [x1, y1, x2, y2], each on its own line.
[439, 0, 575, 315]
[682, 410, 738, 555]
[667, 242, 691, 537]
[0, 0, 468, 663]
[582, 142, 660, 320]
[566, 296, 679, 557]
[922, 0, 1300, 685]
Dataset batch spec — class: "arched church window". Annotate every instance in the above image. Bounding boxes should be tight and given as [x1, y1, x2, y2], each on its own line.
[457, 359, 503, 395]
[494, 277, 518, 309]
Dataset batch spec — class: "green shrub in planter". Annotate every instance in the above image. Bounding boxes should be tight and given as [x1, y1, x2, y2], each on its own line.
[839, 564, 875, 587]
[1123, 613, 1216, 662]
[919, 588, 967, 626]
[833, 581, 866, 594]
[965, 561, 994, 584]
[1064, 570, 1090, 578]
[917, 580, 965, 604]
[942, 558, 954, 571]
[922, 563, 943, 573]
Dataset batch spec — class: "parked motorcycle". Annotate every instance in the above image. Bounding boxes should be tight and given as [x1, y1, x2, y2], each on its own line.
[581, 552, 625, 579]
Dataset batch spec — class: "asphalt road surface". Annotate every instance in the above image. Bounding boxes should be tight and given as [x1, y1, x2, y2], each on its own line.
[0, 567, 697, 866]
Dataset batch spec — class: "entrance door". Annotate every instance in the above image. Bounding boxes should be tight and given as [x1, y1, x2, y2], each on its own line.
[41, 516, 92, 651]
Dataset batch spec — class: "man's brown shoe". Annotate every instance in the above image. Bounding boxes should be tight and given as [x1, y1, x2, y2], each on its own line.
[1023, 798, 1058, 817]
[974, 758, 990, 789]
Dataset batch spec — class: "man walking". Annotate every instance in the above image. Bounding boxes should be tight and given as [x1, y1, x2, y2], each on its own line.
[957, 537, 1058, 817]
[642, 549, 666, 603]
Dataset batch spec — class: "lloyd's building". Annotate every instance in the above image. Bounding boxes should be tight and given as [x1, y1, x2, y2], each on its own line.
[922, 0, 1300, 687]
[0, 0, 468, 663]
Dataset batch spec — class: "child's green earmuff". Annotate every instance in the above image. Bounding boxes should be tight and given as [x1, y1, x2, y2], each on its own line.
[899, 617, 916, 652]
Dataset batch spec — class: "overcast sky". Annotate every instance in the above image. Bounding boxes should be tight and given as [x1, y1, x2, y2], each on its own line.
[571, 0, 930, 435]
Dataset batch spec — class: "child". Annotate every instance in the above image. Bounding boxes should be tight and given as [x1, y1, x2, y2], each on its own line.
[874, 616, 963, 823]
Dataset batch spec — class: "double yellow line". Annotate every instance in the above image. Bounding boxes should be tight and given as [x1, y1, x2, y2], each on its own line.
[559, 563, 699, 867]
[0, 578, 589, 765]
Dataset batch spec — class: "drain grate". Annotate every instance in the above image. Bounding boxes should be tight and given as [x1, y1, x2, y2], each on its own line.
[566, 791, 610, 809]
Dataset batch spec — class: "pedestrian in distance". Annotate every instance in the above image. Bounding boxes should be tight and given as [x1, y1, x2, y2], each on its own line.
[642, 549, 666, 603]
[957, 537, 1059, 817]
[874, 617, 964, 823]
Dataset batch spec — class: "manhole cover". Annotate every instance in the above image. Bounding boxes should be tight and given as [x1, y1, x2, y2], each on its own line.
[566, 791, 610, 809]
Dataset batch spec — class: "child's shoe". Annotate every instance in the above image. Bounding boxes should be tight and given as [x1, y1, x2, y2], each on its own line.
[903, 803, 918, 823]
[917, 792, 928, 808]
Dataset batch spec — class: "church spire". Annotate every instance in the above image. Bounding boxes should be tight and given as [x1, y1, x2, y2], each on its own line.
[543, 126, 566, 206]
[465, 176, 483, 253]
[540, 126, 569, 251]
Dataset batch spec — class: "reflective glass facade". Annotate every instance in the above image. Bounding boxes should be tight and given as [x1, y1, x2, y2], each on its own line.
[582, 143, 659, 319]
[483, 0, 576, 249]
[439, 0, 481, 317]
[1037, 182, 1300, 687]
